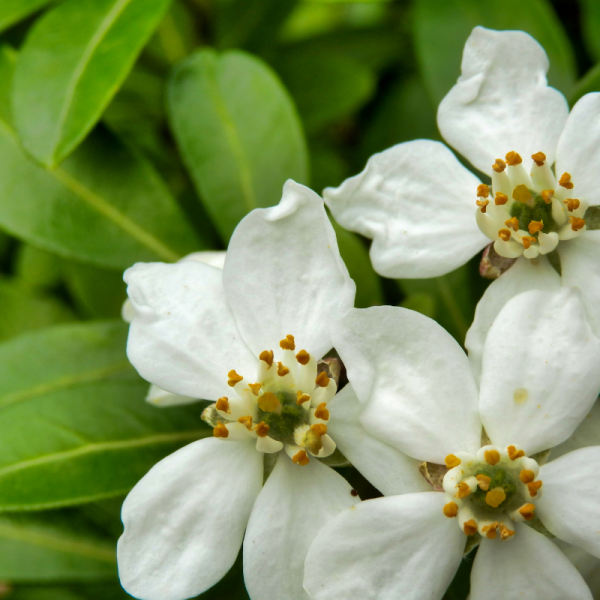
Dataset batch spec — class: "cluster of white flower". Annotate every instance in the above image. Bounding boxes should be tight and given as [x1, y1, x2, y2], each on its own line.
[117, 27, 600, 600]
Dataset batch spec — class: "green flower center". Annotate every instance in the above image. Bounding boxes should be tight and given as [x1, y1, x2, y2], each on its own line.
[259, 390, 306, 443]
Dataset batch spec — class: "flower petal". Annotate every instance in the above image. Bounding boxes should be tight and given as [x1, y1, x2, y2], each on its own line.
[223, 180, 355, 359]
[117, 438, 263, 600]
[303, 493, 465, 600]
[182, 250, 227, 269]
[550, 401, 600, 462]
[479, 288, 600, 455]
[145, 384, 197, 407]
[332, 307, 481, 463]
[537, 447, 600, 559]
[438, 27, 568, 176]
[465, 256, 561, 386]
[554, 538, 600, 596]
[555, 93, 600, 206]
[243, 452, 358, 600]
[125, 261, 257, 400]
[324, 140, 487, 278]
[327, 384, 431, 495]
[470, 524, 592, 600]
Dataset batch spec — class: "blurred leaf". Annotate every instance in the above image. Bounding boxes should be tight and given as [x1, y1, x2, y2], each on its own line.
[0, 321, 211, 510]
[414, 0, 576, 105]
[570, 61, 600, 106]
[6, 583, 131, 600]
[13, 0, 170, 167]
[399, 292, 436, 320]
[309, 142, 349, 192]
[581, 0, 600, 62]
[0, 511, 115, 583]
[168, 49, 308, 241]
[14, 245, 62, 291]
[0, 1, 55, 34]
[0, 46, 16, 126]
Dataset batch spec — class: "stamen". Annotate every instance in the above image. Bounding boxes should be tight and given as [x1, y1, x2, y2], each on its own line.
[476, 199, 489, 213]
[498, 229, 511, 242]
[492, 158, 507, 172]
[315, 372, 330, 388]
[455, 482, 472, 499]
[486, 488, 507, 508]
[482, 522, 499, 539]
[296, 391, 311, 406]
[512, 184, 532, 203]
[296, 350, 310, 365]
[495, 192, 508, 205]
[505, 217, 519, 231]
[445, 454, 461, 469]
[213, 422, 229, 438]
[258, 391, 280, 413]
[280, 334, 295, 351]
[528, 221, 543, 235]
[531, 152, 546, 166]
[311, 423, 328, 437]
[314, 402, 330, 420]
[443, 502, 458, 518]
[277, 362, 290, 377]
[541, 189, 554, 204]
[519, 469, 535, 484]
[216, 397, 230, 414]
[292, 450, 309, 466]
[505, 151, 522, 166]
[570, 216, 586, 231]
[500, 525, 515, 540]
[527, 480, 543, 497]
[559, 173, 574, 189]
[254, 421, 270, 437]
[476, 474, 491, 491]
[507, 445, 525, 460]
[238, 416, 253, 430]
[259, 350, 274, 367]
[564, 198, 580, 212]
[248, 383, 262, 396]
[521, 236, 537, 250]
[484, 449, 500, 465]
[463, 519, 478, 536]
[477, 184, 490, 198]
[519, 503, 536, 521]
[227, 370, 243, 387]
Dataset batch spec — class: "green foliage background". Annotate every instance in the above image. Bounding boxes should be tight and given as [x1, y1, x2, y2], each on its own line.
[0, 0, 596, 598]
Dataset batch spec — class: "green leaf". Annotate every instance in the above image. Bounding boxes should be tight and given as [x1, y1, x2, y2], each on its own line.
[6, 583, 131, 600]
[581, 0, 600, 62]
[0, 321, 211, 510]
[13, 0, 170, 167]
[414, 0, 576, 105]
[570, 61, 600, 106]
[168, 49, 308, 241]
[0, 1, 55, 34]
[400, 293, 436, 320]
[14, 245, 63, 291]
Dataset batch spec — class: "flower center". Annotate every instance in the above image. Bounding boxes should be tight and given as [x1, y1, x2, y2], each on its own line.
[201, 334, 338, 466]
[442, 445, 542, 541]
[475, 151, 588, 261]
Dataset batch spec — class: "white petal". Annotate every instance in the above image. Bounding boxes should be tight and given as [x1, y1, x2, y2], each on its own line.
[537, 447, 600, 559]
[223, 180, 355, 359]
[471, 524, 592, 600]
[303, 493, 465, 600]
[465, 256, 560, 386]
[550, 401, 600, 461]
[438, 27, 569, 176]
[332, 307, 481, 463]
[327, 384, 431, 495]
[121, 299, 135, 323]
[145, 384, 197, 407]
[560, 232, 600, 336]
[243, 452, 358, 600]
[479, 288, 600, 455]
[555, 539, 600, 595]
[117, 438, 263, 600]
[323, 140, 487, 279]
[181, 250, 226, 269]
[125, 261, 257, 400]
[556, 93, 600, 206]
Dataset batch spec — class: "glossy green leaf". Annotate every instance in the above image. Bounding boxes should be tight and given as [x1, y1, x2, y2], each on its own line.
[168, 49, 308, 241]
[13, 0, 170, 167]
[414, 0, 576, 105]
[0, 1, 55, 34]
[0, 321, 210, 510]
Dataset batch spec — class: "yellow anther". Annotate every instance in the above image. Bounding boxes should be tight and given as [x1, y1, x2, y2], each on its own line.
[500, 524, 515, 540]
[254, 421, 270, 438]
[505, 151, 522, 166]
[443, 502, 458, 518]
[477, 184, 490, 198]
[507, 445, 525, 461]
[484, 449, 500, 465]
[505, 217, 519, 231]
[498, 229, 511, 242]
[521, 236, 537, 250]
[492, 158, 507, 172]
[248, 383, 262, 396]
[482, 522, 499, 539]
[277, 362, 290, 377]
[227, 370, 243, 387]
[259, 350, 274, 367]
[570, 216, 586, 231]
[527, 480, 543, 497]
[541, 189, 554, 204]
[445, 454, 461, 469]
[258, 391, 280, 413]
[476, 474, 491, 491]
[292, 450, 310, 466]
[531, 152, 546, 166]
[564, 198, 581, 212]
[559, 172, 574, 189]
[528, 221, 543, 235]
[314, 402, 330, 420]
[512, 184, 532, 204]
[238, 416, 253, 430]
[495, 192, 508, 205]
[520, 469, 535, 484]
[476, 199, 489, 213]
[296, 391, 311, 406]
[216, 397, 230, 414]
[486, 488, 507, 508]
[296, 349, 310, 365]
[455, 481, 472, 499]
[280, 334, 296, 351]
[315, 372, 330, 388]
[213, 422, 229, 438]
[305, 424, 327, 454]
[463, 519, 478, 536]
[519, 503, 536, 521]
[311, 423, 328, 437]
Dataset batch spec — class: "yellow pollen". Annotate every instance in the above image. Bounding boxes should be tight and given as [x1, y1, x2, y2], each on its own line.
[463, 519, 478, 536]
[277, 362, 290, 377]
[541, 189, 554, 204]
[248, 383, 262, 396]
[216, 397, 230, 414]
[227, 370, 243, 387]
[520, 469, 535, 484]
[445, 454, 461, 469]
[519, 503, 536, 521]
[296, 349, 310, 365]
[476, 474, 491, 491]
[505, 151, 522, 166]
[258, 391, 280, 413]
[521, 236, 537, 250]
[476, 199, 489, 213]
[495, 192, 508, 205]
[512, 184, 532, 204]
[570, 216, 586, 231]
[292, 450, 310, 466]
[259, 350, 274, 367]
[531, 151, 546, 166]
[443, 502, 458, 518]
[527, 480, 543, 497]
[213, 422, 229, 438]
[564, 198, 581, 212]
[482, 522, 499, 539]
[315, 372, 330, 388]
[311, 423, 328, 437]
[455, 481, 472, 499]
[486, 488, 507, 508]
[296, 391, 311, 405]
[484, 450, 500, 465]
[505, 217, 519, 231]
[238, 416, 253, 430]
[507, 445, 525, 461]
[477, 184, 490, 198]
[314, 402, 330, 420]
[500, 524, 515, 540]
[559, 172, 574, 189]
[492, 158, 507, 172]
[280, 334, 296, 351]
[528, 221, 543, 235]
[254, 421, 270, 437]
[498, 229, 511, 242]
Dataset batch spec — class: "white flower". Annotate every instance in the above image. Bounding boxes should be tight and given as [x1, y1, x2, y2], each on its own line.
[116, 181, 428, 600]
[304, 287, 600, 600]
[323, 26, 600, 375]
